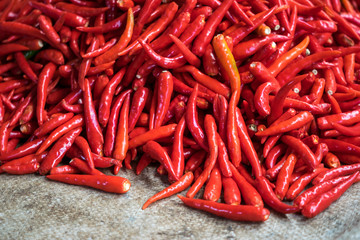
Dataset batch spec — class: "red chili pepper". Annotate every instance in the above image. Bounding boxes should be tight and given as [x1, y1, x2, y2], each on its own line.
[47, 174, 131, 194]
[98, 67, 126, 127]
[302, 172, 359, 218]
[94, 8, 134, 65]
[154, 71, 173, 128]
[50, 165, 80, 175]
[113, 93, 130, 161]
[142, 171, 194, 210]
[186, 114, 218, 198]
[216, 133, 232, 178]
[55, 2, 109, 17]
[178, 195, 270, 222]
[203, 167, 222, 202]
[39, 127, 82, 175]
[36, 115, 84, 154]
[83, 78, 104, 156]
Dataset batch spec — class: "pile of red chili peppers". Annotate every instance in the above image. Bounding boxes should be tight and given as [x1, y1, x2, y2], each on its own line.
[2, 0, 360, 222]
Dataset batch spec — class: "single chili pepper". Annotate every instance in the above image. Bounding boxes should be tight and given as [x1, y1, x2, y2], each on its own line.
[202, 44, 219, 76]
[235, 108, 263, 178]
[281, 135, 318, 170]
[216, 133, 232, 178]
[36, 62, 56, 126]
[257, 112, 314, 137]
[50, 165, 80, 175]
[186, 114, 218, 198]
[275, 153, 298, 200]
[170, 116, 186, 180]
[98, 70, 126, 128]
[212, 34, 240, 97]
[227, 90, 241, 167]
[192, 0, 233, 57]
[135, 154, 152, 175]
[302, 172, 359, 218]
[94, 8, 133, 65]
[154, 71, 173, 128]
[317, 109, 360, 130]
[36, 115, 84, 154]
[38, 15, 60, 45]
[81, 38, 116, 59]
[128, 124, 177, 149]
[203, 167, 222, 202]
[178, 195, 270, 222]
[0, 121, 11, 156]
[127, 87, 148, 131]
[142, 171, 193, 210]
[47, 174, 131, 194]
[9, 90, 35, 127]
[74, 136, 94, 169]
[168, 34, 200, 68]
[1, 162, 40, 175]
[83, 78, 104, 156]
[112, 93, 130, 161]
[0, 43, 29, 57]
[14, 52, 38, 83]
[184, 84, 208, 151]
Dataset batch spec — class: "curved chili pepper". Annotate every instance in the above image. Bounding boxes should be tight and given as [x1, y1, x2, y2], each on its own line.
[169, 34, 200, 68]
[69, 157, 103, 175]
[14, 52, 38, 83]
[36, 62, 56, 126]
[34, 113, 74, 137]
[154, 71, 173, 128]
[213, 34, 240, 98]
[216, 133, 232, 178]
[178, 195, 270, 222]
[256, 176, 300, 214]
[235, 108, 263, 178]
[302, 172, 359, 218]
[170, 116, 186, 180]
[253, 82, 278, 117]
[142, 171, 193, 210]
[39, 127, 82, 175]
[78, 38, 99, 90]
[47, 174, 131, 194]
[113, 93, 130, 161]
[192, 0, 233, 57]
[38, 15, 60, 44]
[184, 150, 206, 173]
[36, 115, 84, 154]
[74, 136, 94, 169]
[83, 78, 104, 156]
[186, 114, 218, 198]
[275, 153, 297, 200]
[143, 140, 178, 181]
[185, 84, 208, 151]
[98, 67, 126, 127]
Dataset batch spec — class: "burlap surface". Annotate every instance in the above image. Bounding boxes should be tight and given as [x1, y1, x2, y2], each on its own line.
[1, 165, 359, 240]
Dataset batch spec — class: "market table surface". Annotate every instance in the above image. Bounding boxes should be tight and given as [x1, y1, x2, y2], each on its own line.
[1, 165, 360, 240]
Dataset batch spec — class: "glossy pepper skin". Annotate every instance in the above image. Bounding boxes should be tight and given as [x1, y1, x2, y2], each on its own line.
[178, 195, 270, 222]
[47, 174, 131, 194]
